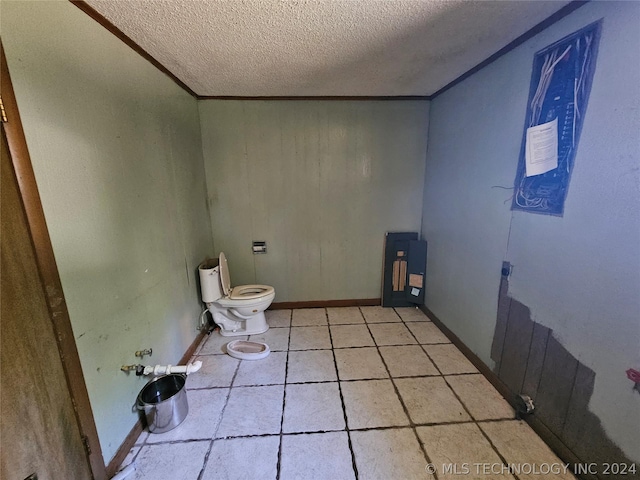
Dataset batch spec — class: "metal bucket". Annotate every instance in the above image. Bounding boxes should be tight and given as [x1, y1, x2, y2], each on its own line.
[136, 374, 188, 433]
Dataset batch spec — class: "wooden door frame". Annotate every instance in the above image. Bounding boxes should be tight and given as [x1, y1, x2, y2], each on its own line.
[1, 43, 107, 480]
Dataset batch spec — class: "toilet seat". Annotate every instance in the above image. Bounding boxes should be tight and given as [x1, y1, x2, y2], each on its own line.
[219, 253, 274, 301]
[219, 252, 233, 296]
[229, 284, 275, 300]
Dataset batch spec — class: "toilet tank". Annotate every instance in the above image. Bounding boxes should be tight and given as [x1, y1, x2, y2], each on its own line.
[198, 259, 222, 302]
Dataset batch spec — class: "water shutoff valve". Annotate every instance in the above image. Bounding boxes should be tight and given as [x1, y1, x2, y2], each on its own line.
[135, 348, 152, 358]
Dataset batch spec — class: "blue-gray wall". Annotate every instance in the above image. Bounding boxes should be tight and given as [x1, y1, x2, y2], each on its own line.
[422, 1, 639, 462]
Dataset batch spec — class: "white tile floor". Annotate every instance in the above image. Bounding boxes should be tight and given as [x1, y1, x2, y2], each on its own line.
[120, 307, 575, 480]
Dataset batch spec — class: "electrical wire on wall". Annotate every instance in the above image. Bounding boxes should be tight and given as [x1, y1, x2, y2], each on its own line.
[512, 20, 601, 216]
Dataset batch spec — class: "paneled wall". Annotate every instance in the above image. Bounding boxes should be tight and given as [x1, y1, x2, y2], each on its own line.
[421, 1, 640, 464]
[2, 2, 212, 463]
[200, 100, 429, 302]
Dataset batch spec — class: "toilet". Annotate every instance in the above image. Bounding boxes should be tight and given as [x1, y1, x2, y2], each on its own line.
[199, 253, 275, 336]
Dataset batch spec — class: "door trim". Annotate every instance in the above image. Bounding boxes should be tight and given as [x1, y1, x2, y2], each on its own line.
[1, 43, 107, 480]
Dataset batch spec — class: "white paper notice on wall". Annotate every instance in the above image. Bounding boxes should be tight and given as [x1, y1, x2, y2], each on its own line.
[525, 118, 558, 177]
[411, 288, 420, 297]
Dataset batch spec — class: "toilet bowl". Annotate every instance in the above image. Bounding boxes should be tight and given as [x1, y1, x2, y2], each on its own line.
[199, 253, 275, 336]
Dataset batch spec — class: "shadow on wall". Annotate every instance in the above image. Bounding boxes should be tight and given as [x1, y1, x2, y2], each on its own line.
[491, 266, 637, 480]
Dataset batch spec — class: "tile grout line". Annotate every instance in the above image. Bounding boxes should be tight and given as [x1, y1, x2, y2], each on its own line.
[399, 307, 493, 480]
[364, 306, 440, 480]
[439, 368, 525, 480]
[275, 309, 293, 480]
[196, 336, 243, 480]
[473, 421, 525, 480]
[196, 339, 452, 357]
[400, 308, 523, 480]
[405, 309, 523, 479]
[328, 307, 360, 480]
[185, 371, 474, 390]
[140, 417, 523, 447]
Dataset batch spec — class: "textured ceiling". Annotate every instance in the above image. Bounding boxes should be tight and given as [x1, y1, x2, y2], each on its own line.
[84, 0, 572, 97]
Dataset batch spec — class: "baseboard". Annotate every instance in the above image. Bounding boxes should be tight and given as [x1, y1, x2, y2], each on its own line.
[179, 330, 207, 364]
[526, 415, 592, 478]
[418, 305, 588, 476]
[419, 305, 511, 396]
[105, 329, 207, 477]
[270, 298, 380, 309]
[105, 421, 143, 477]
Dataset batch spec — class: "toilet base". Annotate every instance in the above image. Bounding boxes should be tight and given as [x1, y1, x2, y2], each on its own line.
[218, 323, 269, 337]
[210, 310, 270, 337]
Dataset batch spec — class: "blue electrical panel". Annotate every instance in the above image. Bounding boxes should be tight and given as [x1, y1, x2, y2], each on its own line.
[512, 21, 602, 216]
